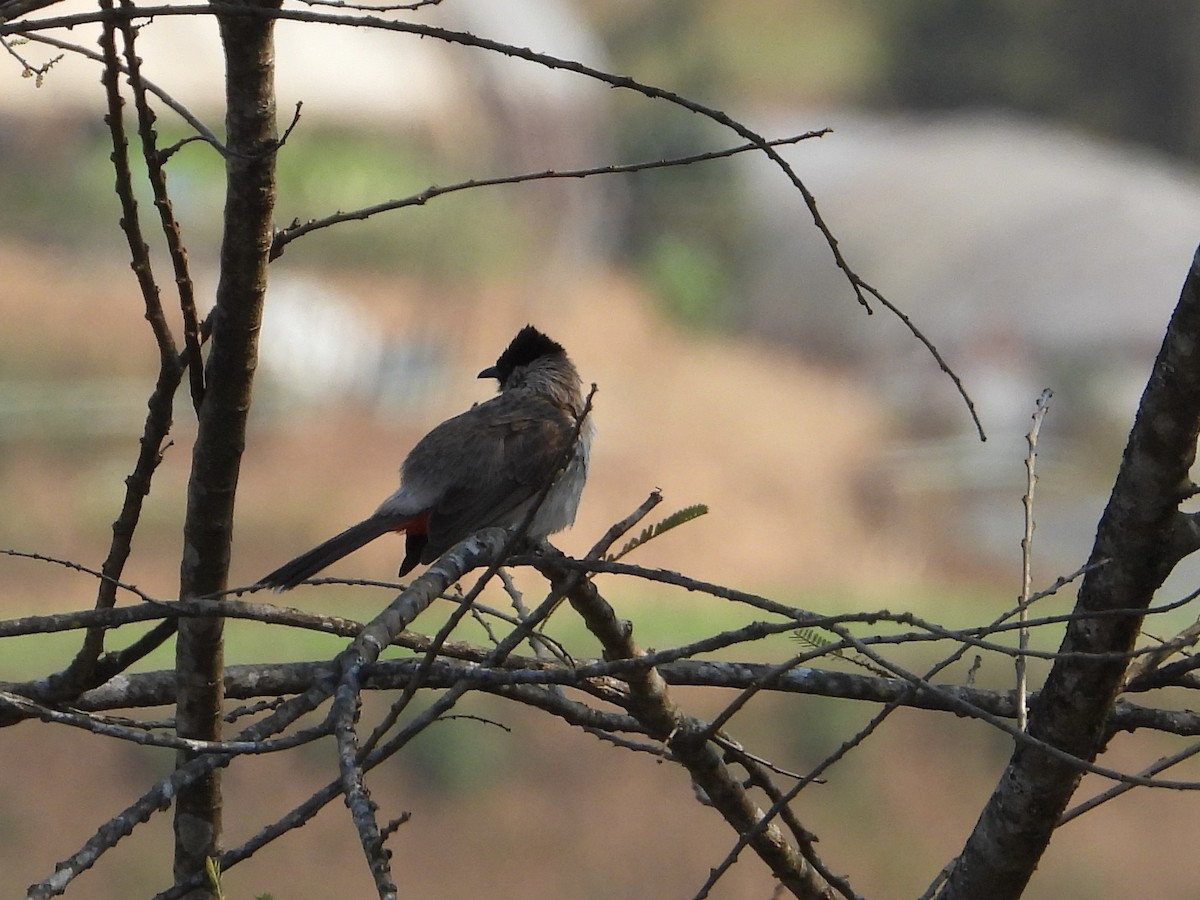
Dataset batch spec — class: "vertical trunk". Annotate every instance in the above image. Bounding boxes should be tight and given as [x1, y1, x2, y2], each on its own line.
[172, 2, 279, 893]
[938, 248, 1200, 898]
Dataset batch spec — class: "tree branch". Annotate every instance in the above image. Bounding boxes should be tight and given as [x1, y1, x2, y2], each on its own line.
[536, 556, 842, 900]
[2, 1, 983, 436]
[939, 245, 1200, 899]
[269, 131, 831, 260]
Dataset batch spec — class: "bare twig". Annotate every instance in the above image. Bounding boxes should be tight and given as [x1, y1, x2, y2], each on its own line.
[43, 0, 186, 702]
[1124, 614, 1200, 689]
[269, 132, 831, 259]
[3, 2, 982, 434]
[1017, 389, 1053, 730]
[116, 0, 206, 410]
[292, 0, 443, 11]
[0, 689, 328, 754]
[0, 548, 154, 601]
[1059, 740, 1200, 825]
[17, 30, 225, 150]
[0, 31, 60, 80]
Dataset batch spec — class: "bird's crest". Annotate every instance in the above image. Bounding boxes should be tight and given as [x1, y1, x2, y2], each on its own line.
[488, 325, 565, 382]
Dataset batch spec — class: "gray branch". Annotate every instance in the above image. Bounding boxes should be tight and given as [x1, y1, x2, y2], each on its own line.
[938, 246, 1200, 899]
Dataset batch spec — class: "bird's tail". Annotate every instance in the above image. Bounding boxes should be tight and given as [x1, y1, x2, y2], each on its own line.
[257, 514, 412, 591]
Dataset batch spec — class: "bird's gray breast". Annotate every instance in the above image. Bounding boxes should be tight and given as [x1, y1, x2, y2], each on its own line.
[527, 416, 593, 537]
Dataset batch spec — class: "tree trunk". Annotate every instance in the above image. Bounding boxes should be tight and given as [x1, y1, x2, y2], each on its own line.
[939, 245, 1200, 898]
[172, 2, 279, 894]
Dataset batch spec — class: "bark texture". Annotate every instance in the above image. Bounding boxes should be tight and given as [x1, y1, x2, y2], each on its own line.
[172, 2, 279, 893]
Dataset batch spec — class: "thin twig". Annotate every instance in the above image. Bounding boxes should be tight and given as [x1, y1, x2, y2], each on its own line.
[47, 0, 184, 700]
[1017, 389, 1053, 730]
[5, 2, 982, 434]
[1059, 740, 1200, 825]
[116, 0, 204, 409]
[0, 31, 60, 79]
[0, 548, 154, 601]
[16, 31, 224, 151]
[269, 132, 830, 259]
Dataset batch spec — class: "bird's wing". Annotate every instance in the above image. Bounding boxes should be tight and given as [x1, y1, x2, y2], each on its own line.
[402, 394, 576, 557]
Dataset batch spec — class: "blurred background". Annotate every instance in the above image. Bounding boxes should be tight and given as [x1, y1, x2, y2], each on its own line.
[3, 1, 1200, 896]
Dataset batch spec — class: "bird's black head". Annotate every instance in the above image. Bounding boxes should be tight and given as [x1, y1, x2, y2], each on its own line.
[478, 325, 565, 384]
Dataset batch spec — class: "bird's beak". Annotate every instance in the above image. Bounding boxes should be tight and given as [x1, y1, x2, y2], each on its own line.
[478, 366, 500, 381]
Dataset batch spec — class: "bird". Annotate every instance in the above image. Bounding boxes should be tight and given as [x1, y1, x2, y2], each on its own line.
[257, 325, 592, 591]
